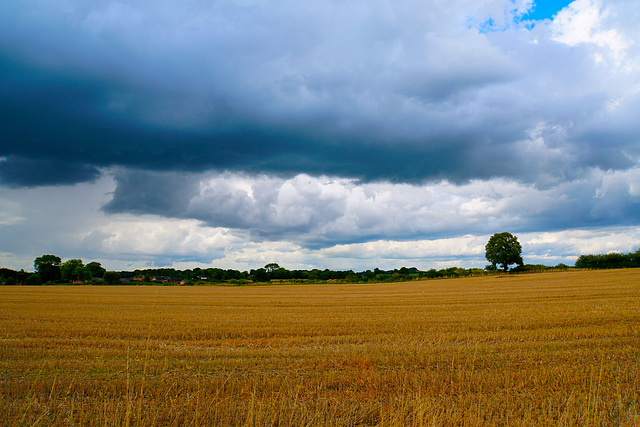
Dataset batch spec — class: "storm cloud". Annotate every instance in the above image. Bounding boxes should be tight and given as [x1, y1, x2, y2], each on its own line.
[2, 0, 638, 186]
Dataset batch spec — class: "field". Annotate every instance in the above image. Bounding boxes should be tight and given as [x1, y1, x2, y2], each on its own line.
[1, 269, 639, 426]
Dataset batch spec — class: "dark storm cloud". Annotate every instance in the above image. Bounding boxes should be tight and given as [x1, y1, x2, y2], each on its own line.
[0, 50, 528, 184]
[0, 156, 100, 187]
[2, 0, 637, 190]
[0, 50, 464, 183]
[101, 169, 200, 216]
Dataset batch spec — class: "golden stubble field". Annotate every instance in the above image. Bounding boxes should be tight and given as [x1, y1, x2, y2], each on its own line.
[1, 269, 639, 426]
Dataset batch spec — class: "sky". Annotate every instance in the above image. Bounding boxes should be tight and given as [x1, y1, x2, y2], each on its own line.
[1, 0, 639, 273]
[523, 0, 573, 21]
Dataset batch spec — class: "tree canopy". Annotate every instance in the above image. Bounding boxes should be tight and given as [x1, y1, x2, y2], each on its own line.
[61, 259, 91, 282]
[485, 232, 523, 272]
[264, 263, 280, 273]
[86, 262, 106, 278]
[34, 254, 62, 283]
[575, 249, 640, 269]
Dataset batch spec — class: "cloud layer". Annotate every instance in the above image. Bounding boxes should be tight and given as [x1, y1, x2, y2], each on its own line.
[1, 0, 638, 186]
[102, 167, 640, 248]
[0, 169, 638, 271]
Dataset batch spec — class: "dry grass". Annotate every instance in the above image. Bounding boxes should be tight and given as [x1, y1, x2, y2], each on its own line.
[1, 269, 639, 426]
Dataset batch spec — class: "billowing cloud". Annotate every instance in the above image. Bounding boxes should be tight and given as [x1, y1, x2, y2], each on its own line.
[104, 167, 640, 249]
[551, 0, 629, 63]
[1, 171, 638, 271]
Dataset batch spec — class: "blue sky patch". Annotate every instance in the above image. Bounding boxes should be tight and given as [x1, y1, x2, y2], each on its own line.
[522, 0, 574, 21]
[471, 0, 575, 33]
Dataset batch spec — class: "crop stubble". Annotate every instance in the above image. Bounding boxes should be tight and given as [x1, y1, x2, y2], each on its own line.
[1, 269, 639, 425]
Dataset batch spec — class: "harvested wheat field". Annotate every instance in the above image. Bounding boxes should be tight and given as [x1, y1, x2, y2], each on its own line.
[1, 269, 639, 426]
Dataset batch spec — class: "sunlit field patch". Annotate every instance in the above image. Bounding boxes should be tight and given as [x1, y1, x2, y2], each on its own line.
[1, 269, 639, 426]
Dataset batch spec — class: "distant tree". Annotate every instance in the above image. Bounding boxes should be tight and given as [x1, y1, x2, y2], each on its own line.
[307, 269, 320, 281]
[86, 262, 106, 279]
[271, 267, 291, 280]
[103, 271, 121, 284]
[264, 263, 280, 273]
[346, 272, 359, 282]
[485, 232, 524, 272]
[61, 259, 91, 282]
[425, 269, 438, 279]
[34, 254, 62, 283]
[251, 268, 269, 282]
[1, 267, 19, 284]
[575, 249, 640, 269]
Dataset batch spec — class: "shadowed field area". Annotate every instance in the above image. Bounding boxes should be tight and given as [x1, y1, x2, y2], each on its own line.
[1, 269, 639, 426]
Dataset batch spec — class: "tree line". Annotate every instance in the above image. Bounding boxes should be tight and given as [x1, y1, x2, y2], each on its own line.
[1, 257, 497, 286]
[574, 249, 640, 269]
[1, 238, 637, 286]
[2, 255, 112, 286]
[0, 257, 565, 286]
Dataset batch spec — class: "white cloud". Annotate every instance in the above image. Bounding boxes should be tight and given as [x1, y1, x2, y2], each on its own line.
[594, 167, 640, 199]
[552, 0, 629, 64]
[80, 216, 235, 258]
[184, 173, 563, 242]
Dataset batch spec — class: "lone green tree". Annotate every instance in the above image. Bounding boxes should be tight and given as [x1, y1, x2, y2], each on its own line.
[485, 232, 523, 272]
